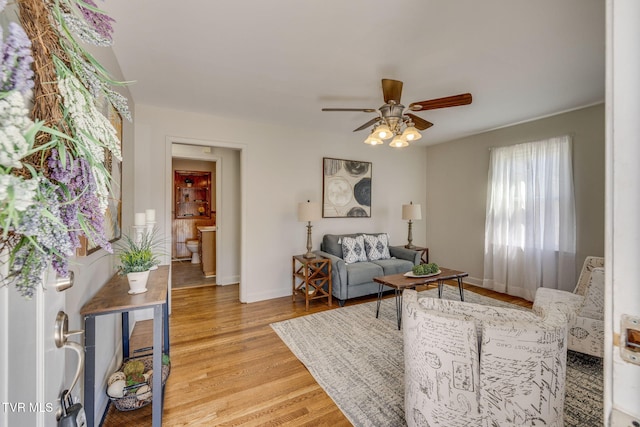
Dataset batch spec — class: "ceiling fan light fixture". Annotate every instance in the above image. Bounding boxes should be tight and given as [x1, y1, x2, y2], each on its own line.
[402, 125, 422, 141]
[373, 124, 393, 140]
[389, 134, 408, 148]
[364, 133, 383, 145]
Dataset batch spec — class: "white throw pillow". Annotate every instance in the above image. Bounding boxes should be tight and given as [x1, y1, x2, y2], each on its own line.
[363, 233, 391, 261]
[341, 235, 367, 264]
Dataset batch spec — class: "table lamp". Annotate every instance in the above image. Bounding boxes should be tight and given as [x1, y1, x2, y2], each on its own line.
[298, 200, 321, 258]
[402, 201, 422, 249]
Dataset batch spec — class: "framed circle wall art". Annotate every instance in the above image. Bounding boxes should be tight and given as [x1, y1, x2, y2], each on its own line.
[322, 157, 372, 218]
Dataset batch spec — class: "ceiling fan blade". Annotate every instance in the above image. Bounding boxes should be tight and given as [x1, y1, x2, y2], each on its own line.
[409, 93, 472, 111]
[322, 108, 377, 112]
[353, 117, 381, 132]
[406, 113, 434, 131]
[382, 79, 403, 104]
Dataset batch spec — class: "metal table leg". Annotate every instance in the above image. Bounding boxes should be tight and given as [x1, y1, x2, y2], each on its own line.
[163, 300, 170, 355]
[152, 305, 163, 426]
[375, 283, 384, 318]
[395, 289, 403, 330]
[458, 277, 465, 301]
[121, 312, 129, 358]
[83, 315, 96, 427]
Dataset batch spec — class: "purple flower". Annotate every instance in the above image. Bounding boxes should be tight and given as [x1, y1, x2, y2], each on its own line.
[77, 0, 115, 41]
[1, 22, 35, 95]
[48, 149, 112, 253]
[11, 243, 47, 298]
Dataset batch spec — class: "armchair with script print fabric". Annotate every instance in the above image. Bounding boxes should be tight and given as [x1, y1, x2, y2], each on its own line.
[403, 289, 568, 427]
[533, 256, 605, 358]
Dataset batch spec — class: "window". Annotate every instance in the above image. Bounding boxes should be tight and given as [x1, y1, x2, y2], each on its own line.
[483, 135, 576, 300]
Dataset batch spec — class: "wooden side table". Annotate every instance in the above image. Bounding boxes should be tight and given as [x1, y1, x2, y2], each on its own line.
[409, 246, 429, 264]
[292, 255, 332, 310]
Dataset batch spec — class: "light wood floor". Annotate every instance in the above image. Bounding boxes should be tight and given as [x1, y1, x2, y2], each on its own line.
[101, 281, 532, 426]
[171, 260, 217, 289]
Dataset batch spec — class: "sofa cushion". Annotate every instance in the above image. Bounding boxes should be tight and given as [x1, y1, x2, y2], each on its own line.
[363, 233, 391, 261]
[342, 235, 367, 264]
[371, 258, 413, 275]
[322, 233, 359, 259]
[346, 262, 384, 285]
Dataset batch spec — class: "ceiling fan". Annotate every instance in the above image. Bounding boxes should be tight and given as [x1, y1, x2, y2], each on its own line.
[322, 79, 472, 147]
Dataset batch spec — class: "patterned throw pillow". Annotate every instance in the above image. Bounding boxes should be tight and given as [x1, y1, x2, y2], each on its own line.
[341, 235, 367, 264]
[363, 233, 391, 261]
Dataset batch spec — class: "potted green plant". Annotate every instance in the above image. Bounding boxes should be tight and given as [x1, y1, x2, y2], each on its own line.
[115, 232, 161, 294]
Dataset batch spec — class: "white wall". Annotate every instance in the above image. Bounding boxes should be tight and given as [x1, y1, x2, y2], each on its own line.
[134, 104, 428, 303]
[424, 104, 605, 291]
[61, 45, 136, 424]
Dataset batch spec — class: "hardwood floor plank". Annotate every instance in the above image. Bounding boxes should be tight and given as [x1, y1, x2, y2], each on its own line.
[101, 280, 531, 426]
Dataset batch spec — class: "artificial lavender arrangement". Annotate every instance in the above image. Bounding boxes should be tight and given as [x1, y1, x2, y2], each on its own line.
[0, 0, 131, 298]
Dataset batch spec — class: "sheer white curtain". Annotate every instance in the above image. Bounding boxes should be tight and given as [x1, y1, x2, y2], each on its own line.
[482, 135, 576, 301]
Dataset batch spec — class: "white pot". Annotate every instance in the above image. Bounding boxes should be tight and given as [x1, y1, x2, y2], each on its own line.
[127, 270, 150, 294]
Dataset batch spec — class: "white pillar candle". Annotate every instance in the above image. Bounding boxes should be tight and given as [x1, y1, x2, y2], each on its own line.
[145, 209, 156, 222]
[134, 212, 146, 226]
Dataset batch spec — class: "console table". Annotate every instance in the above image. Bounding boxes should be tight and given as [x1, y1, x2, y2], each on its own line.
[80, 266, 170, 427]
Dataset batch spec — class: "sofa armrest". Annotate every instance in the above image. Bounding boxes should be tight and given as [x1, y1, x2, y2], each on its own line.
[532, 287, 584, 323]
[313, 250, 348, 300]
[389, 246, 420, 265]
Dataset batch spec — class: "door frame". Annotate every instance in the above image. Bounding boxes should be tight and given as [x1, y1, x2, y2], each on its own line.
[165, 136, 247, 304]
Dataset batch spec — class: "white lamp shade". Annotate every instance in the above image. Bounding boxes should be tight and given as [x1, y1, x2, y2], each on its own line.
[298, 201, 321, 222]
[364, 134, 383, 145]
[389, 135, 408, 148]
[402, 126, 422, 141]
[373, 124, 393, 140]
[402, 203, 422, 220]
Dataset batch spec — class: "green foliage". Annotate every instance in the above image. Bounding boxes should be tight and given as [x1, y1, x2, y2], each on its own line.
[412, 262, 440, 276]
[115, 232, 160, 275]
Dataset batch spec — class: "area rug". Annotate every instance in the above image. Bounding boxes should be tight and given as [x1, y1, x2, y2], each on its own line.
[271, 287, 603, 427]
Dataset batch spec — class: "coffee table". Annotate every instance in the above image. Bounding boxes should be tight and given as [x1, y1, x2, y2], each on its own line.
[373, 267, 469, 329]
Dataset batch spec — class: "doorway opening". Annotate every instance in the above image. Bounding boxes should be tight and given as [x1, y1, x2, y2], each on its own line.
[165, 137, 246, 304]
[171, 160, 217, 290]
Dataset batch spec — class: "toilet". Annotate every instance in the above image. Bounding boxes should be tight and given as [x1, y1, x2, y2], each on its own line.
[185, 239, 200, 264]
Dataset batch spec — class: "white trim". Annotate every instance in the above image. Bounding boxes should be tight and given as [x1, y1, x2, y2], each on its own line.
[604, 0, 614, 420]
[0, 250, 8, 427]
[35, 278, 45, 427]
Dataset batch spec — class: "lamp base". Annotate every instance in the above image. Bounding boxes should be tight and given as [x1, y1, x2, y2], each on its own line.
[303, 222, 315, 259]
[405, 244, 417, 250]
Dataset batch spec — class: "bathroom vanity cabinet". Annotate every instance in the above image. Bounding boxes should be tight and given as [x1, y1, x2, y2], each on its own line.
[198, 226, 216, 277]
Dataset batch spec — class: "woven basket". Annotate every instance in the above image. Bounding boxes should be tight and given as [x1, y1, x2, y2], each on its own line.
[108, 355, 170, 411]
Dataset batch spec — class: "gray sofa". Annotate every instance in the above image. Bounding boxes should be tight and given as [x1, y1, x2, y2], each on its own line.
[314, 233, 420, 306]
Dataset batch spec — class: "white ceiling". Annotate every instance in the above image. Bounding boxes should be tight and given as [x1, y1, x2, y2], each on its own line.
[102, 0, 605, 146]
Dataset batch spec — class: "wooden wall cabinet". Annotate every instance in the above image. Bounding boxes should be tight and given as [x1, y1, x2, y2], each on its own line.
[175, 170, 211, 219]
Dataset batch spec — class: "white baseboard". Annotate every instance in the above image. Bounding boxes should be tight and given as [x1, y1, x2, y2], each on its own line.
[464, 276, 484, 287]
[245, 287, 291, 303]
[217, 275, 240, 286]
